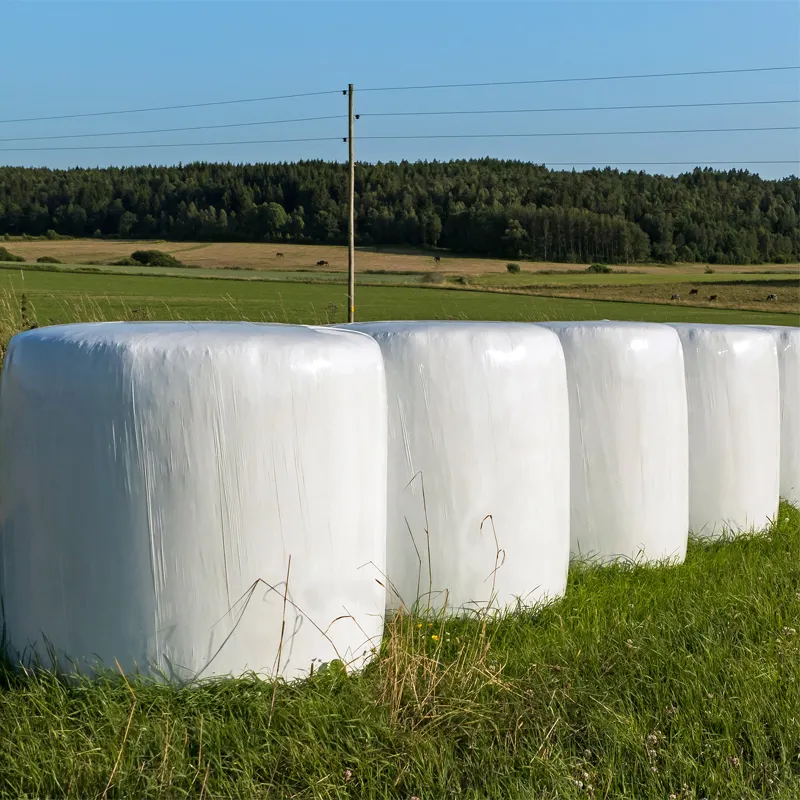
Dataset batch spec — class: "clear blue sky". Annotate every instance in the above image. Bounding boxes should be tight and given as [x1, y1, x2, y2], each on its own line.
[2, 1, 798, 177]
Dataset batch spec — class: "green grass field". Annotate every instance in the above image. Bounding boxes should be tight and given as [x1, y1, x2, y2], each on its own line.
[2, 269, 797, 328]
[2, 503, 799, 798]
[0, 253, 798, 798]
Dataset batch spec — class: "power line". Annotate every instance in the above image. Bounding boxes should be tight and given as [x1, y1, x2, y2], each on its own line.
[2, 125, 797, 152]
[1, 99, 793, 145]
[2, 65, 796, 126]
[353, 125, 799, 141]
[0, 115, 345, 144]
[359, 65, 800, 93]
[0, 90, 344, 126]
[3, 129, 797, 155]
[360, 99, 800, 118]
[0, 136, 341, 152]
[542, 161, 799, 166]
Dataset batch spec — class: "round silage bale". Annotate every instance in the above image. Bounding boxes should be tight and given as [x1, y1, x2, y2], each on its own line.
[669, 323, 780, 536]
[538, 321, 689, 563]
[748, 325, 800, 506]
[0, 322, 387, 681]
[342, 321, 570, 613]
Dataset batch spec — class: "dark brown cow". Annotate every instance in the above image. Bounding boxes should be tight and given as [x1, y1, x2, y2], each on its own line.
[434, 256, 441, 263]
[689, 288, 698, 295]
[708, 295, 718, 301]
[316, 260, 329, 267]
[276, 252, 284, 258]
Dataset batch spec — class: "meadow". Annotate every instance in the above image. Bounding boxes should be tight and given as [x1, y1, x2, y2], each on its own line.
[1, 504, 799, 798]
[2, 238, 797, 322]
[0, 240, 798, 798]
[0, 267, 796, 334]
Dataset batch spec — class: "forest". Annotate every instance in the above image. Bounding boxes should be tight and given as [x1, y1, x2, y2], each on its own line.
[0, 160, 797, 264]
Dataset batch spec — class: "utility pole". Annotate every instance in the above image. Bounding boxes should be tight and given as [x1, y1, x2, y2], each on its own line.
[347, 83, 355, 323]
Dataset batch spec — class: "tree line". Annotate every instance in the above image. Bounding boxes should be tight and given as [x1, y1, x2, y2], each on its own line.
[0, 160, 797, 263]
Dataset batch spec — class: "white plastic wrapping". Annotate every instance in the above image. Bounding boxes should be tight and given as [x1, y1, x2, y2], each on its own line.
[538, 321, 689, 563]
[342, 321, 570, 612]
[0, 322, 387, 681]
[750, 326, 800, 506]
[669, 323, 780, 536]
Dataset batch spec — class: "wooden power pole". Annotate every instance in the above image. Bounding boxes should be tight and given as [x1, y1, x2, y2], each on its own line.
[347, 84, 355, 323]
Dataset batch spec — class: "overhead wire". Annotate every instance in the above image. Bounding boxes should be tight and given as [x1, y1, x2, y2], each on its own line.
[0, 65, 795, 169]
[1, 65, 796, 125]
[2, 99, 795, 145]
[358, 65, 800, 93]
[0, 90, 344, 125]
[2, 126, 797, 152]
[537, 160, 799, 167]
[0, 136, 342, 152]
[0, 115, 346, 144]
[359, 98, 800, 118]
[350, 125, 799, 141]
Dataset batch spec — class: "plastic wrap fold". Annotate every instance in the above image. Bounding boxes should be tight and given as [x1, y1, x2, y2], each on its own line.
[343, 321, 570, 612]
[750, 326, 800, 506]
[0, 322, 387, 681]
[539, 321, 689, 563]
[669, 323, 780, 536]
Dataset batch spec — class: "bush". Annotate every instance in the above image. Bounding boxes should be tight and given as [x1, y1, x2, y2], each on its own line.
[0, 246, 24, 263]
[45, 229, 58, 240]
[111, 257, 141, 266]
[506, 263, 521, 274]
[130, 249, 183, 267]
[454, 275, 470, 285]
[704, 266, 715, 274]
[586, 263, 613, 274]
[36, 256, 62, 264]
[93, 229, 103, 239]
[2, 233, 10, 242]
[422, 272, 445, 285]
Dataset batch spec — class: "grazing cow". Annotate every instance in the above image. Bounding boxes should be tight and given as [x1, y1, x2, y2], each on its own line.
[434, 256, 441, 264]
[767, 293, 778, 301]
[708, 295, 718, 301]
[276, 252, 284, 258]
[689, 288, 698, 295]
[316, 260, 329, 267]
[671, 294, 680, 300]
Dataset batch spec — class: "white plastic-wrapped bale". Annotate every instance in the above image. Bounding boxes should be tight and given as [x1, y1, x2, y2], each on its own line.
[669, 323, 780, 536]
[0, 322, 387, 681]
[538, 321, 689, 563]
[342, 321, 570, 613]
[749, 326, 800, 506]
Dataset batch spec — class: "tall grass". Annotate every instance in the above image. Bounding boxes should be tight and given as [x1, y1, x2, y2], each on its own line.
[0, 286, 156, 362]
[0, 503, 798, 798]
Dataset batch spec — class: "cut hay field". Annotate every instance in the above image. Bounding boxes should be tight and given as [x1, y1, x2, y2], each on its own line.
[5, 237, 799, 277]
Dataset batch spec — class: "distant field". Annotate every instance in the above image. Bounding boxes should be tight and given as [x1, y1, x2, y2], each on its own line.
[1, 270, 795, 328]
[487, 279, 800, 316]
[5, 238, 799, 276]
[0, 239, 796, 327]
